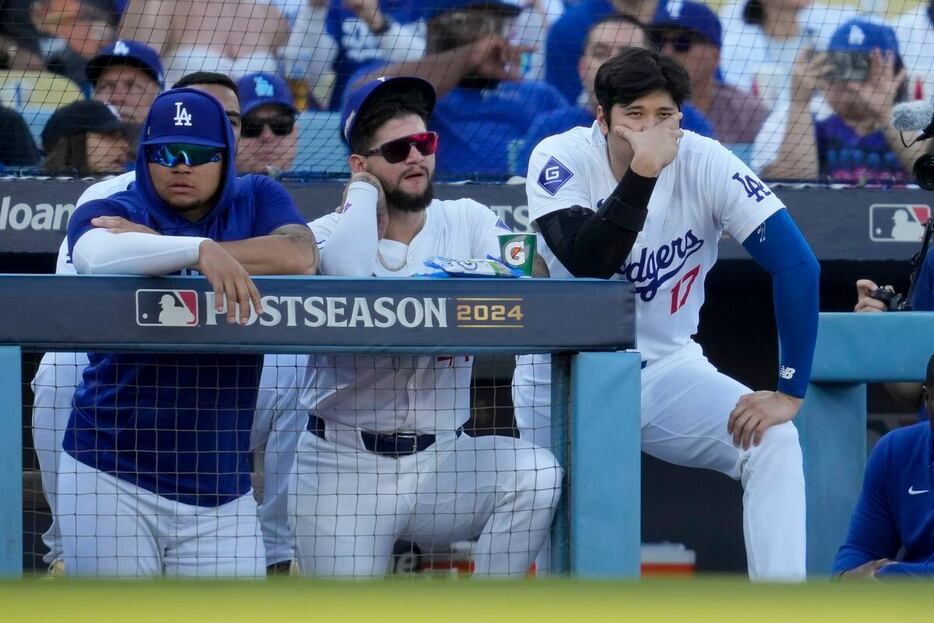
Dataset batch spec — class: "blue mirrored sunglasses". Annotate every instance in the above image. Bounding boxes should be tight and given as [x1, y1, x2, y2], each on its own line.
[146, 143, 224, 167]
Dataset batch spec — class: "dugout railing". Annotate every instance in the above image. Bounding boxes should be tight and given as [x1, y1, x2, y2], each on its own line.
[1, 275, 927, 577]
[0, 274, 641, 578]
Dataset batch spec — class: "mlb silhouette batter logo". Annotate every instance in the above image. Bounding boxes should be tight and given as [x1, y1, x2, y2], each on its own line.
[136, 289, 198, 326]
[869, 204, 931, 241]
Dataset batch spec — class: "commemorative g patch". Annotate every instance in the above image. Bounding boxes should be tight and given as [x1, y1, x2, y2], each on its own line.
[537, 156, 573, 196]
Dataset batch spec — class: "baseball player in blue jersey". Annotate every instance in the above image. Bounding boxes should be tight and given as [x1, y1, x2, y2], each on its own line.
[513, 47, 820, 580]
[32, 73, 306, 575]
[58, 88, 317, 576]
[833, 353, 934, 578]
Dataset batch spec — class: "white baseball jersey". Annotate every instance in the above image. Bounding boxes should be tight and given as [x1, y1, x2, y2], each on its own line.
[527, 123, 785, 363]
[303, 197, 505, 434]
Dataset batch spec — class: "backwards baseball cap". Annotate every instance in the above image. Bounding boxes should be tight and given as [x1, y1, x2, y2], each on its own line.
[237, 72, 298, 117]
[41, 100, 125, 153]
[424, 0, 522, 21]
[340, 76, 436, 145]
[829, 18, 900, 56]
[86, 40, 165, 88]
[652, 0, 722, 48]
[141, 88, 228, 147]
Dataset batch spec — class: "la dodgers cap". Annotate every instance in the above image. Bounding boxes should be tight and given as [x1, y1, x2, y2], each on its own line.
[652, 0, 723, 48]
[423, 1, 522, 20]
[141, 88, 227, 147]
[86, 40, 165, 88]
[340, 76, 436, 145]
[829, 18, 900, 56]
[237, 72, 298, 117]
[41, 100, 125, 153]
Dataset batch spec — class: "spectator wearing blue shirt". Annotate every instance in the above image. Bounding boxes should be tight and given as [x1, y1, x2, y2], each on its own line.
[752, 19, 926, 183]
[512, 12, 715, 176]
[59, 88, 317, 577]
[544, 0, 658, 103]
[833, 352, 934, 578]
[348, 0, 568, 179]
[325, 0, 426, 110]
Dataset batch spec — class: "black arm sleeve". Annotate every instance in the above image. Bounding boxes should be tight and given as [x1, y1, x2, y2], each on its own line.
[536, 168, 657, 278]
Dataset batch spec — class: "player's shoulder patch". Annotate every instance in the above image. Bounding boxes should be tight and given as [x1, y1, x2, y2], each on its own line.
[536, 156, 574, 196]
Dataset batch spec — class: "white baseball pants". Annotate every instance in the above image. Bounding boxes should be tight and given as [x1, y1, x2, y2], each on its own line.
[58, 452, 265, 577]
[513, 342, 806, 581]
[291, 425, 563, 577]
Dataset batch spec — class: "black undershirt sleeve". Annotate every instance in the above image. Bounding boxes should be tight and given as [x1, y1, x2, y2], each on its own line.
[536, 168, 657, 278]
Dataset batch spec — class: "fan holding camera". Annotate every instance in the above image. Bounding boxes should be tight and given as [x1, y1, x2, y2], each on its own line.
[752, 18, 931, 183]
[854, 198, 934, 413]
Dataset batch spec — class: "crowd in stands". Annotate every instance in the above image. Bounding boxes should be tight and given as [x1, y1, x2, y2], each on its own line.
[0, 0, 931, 181]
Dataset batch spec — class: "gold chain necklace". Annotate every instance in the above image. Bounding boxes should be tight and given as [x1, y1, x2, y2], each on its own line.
[376, 248, 407, 272]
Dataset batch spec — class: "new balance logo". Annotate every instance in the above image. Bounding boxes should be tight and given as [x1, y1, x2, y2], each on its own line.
[136, 289, 198, 327]
[174, 102, 192, 126]
[779, 366, 796, 380]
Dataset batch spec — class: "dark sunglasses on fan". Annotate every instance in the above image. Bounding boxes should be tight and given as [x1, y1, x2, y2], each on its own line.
[241, 116, 296, 138]
[363, 131, 439, 164]
[656, 31, 707, 53]
[146, 143, 224, 167]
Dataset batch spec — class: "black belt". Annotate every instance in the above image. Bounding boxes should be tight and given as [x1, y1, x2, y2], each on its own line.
[307, 414, 461, 458]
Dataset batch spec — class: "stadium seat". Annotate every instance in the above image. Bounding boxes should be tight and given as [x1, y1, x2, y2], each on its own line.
[294, 111, 349, 176]
[0, 71, 83, 111]
[22, 108, 53, 145]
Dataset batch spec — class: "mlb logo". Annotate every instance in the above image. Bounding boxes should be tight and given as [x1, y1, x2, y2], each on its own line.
[136, 289, 198, 327]
[869, 204, 931, 242]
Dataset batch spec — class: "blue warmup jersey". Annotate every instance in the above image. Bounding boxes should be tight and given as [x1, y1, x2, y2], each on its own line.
[64, 97, 306, 507]
[833, 422, 934, 577]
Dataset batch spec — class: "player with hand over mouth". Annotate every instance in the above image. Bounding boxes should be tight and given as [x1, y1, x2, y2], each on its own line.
[513, 47, 820, 580]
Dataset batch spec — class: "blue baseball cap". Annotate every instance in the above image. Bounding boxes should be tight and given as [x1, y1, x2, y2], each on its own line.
[423, 1, 522, 21]
[237, 72, 298, 117]
[340, 76, 436, 145]
[829, 19, 900, 56]
[141, 88, 227, 147]
[652, 1, 722, 48]
[86, 40, 165, 88]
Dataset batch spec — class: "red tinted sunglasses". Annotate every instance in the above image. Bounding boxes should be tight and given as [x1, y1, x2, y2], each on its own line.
[363, 131, 439, 164]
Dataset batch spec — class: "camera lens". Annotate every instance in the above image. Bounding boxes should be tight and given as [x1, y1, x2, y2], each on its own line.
[913, 153, 934, 190]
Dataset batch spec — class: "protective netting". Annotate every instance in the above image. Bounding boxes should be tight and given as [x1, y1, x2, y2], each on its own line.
[0, 1, 929, 182]
[23, 350, 567, 577]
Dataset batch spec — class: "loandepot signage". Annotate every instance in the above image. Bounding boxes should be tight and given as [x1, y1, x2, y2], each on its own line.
[0, 196, 75, 230]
